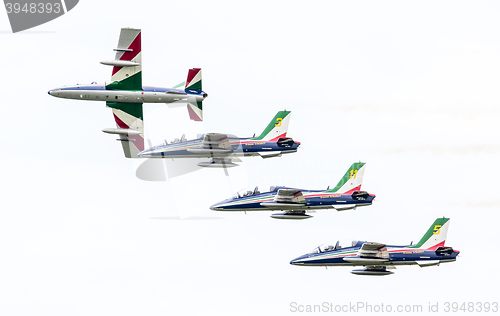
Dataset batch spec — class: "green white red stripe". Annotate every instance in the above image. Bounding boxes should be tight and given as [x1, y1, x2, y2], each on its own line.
[107, 28, 142, 91]
[327, 162, 366, 194]
[410, 218, 450, 250]
[252, 111, 291, 141]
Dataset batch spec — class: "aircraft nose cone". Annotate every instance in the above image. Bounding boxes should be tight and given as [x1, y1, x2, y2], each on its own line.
[290, 255, 306, 265]
[290, 258, 302, 265]
[209, 203, 221, 211]
[48, 89, 60, 96]
[137, 149, 152, 157]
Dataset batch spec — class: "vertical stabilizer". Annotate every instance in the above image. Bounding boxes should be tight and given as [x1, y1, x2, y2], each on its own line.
[252, 111, 291, 141]
[412, 218, 450, 250]
[326, 162, 366, 194]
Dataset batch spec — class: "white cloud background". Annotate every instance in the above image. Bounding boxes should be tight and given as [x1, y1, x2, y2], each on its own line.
[1, 1, 499, 315]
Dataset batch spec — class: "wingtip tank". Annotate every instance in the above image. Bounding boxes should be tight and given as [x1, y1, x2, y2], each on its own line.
[270, 212, 312, 220]
[351, 269, 394, 276]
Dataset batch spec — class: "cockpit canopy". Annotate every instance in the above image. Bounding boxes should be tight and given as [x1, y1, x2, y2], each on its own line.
[231, 186, 279, 199]
[308, 240, 361, 254]
[156, 133, 204, 146]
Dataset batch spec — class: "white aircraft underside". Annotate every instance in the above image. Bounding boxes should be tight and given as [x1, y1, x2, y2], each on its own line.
[49, 87, 204, 104]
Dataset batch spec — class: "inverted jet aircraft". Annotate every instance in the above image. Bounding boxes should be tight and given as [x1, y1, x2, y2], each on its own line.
[137, 110, 300, 168]
[290, 217, 459, 275]
[48, 27, 207, 158]
[210, 162, 375, 219]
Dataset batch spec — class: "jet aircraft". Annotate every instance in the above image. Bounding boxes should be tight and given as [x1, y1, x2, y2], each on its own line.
[290, 217, 459, 275]
[48, 27, 207, 158]
[137, 110, 300, 168]
[210, 162, 375, 219]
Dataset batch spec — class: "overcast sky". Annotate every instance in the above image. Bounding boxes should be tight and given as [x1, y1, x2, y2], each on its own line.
[1, 1, 499, 315]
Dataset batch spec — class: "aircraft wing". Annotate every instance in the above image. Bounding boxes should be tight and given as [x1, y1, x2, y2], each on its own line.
[104, 102, 144, 158]
[202, 133, 233, 150]
[186, 133, 234, 156]
[343, 242, 391, 265]
[102, 28, 142, 91]
[275, 189, 307, 204]
[192, 133, 244, 168]
[358, 242, 390, 259]
[101, 28, 144, 158]
[260, 189, 307, 209]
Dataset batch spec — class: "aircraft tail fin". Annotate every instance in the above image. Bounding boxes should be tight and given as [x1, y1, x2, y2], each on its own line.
[326, 162, 366, 194]
[252, 111, 291, 141]
[102, 28, 142, 91]
[185, 68, 203, 121]
[412, 218, 450, 250]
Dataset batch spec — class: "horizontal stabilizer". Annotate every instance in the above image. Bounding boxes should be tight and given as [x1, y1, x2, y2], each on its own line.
[277, 137, 295, 145]
[258, 152, 282, 158]
[102, 128, 142, 136]
[100, 60, 140, 67]
[352, 190, 369, 199]
[416, 260, 440, 267]
[333, 204, 357, 211]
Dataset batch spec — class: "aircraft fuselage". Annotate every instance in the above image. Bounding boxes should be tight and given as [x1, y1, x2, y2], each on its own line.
[210, 186, 375, 211]
[290, 244, 459, 266]
[48, 84, 207, 104]
[138, 138, 300, 159]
